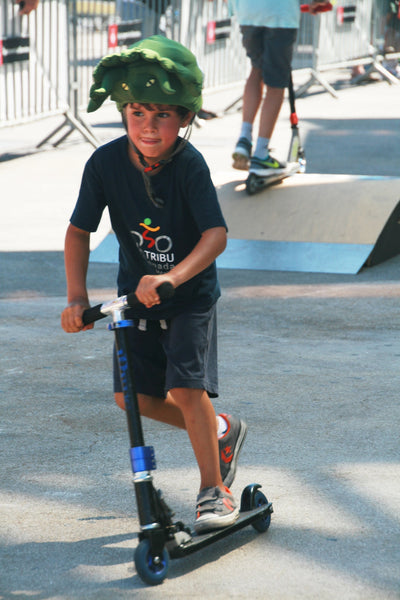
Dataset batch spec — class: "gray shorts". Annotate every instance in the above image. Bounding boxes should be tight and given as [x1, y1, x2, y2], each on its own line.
[240, 26, 297, 88]
[113, 304, 218, 399]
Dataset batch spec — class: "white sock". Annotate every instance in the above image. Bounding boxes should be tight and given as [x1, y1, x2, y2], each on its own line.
[240, 121, 253, 142]
[254, 137, 270, 159]
[217, 414, 228, 438]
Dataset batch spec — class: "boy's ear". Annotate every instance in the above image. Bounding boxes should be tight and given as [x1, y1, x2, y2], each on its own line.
[182, 111, 195, 127]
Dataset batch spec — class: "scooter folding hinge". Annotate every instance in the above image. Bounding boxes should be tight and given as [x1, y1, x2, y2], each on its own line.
[130, 445, 156, 473]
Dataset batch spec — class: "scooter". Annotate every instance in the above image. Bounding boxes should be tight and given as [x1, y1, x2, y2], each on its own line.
[82, 282, 273, 586]
[246, 68, 306, 195]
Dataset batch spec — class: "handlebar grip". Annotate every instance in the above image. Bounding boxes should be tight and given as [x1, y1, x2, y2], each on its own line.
[126, 281, 175, 308]
[300, 2, 333, 13]
[82, 304, 107, 326]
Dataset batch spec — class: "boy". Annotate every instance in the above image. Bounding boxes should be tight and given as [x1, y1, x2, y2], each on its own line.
[61, 36, 247, 534]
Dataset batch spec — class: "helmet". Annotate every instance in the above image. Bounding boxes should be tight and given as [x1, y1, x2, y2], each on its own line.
[87, 35, 203, 114]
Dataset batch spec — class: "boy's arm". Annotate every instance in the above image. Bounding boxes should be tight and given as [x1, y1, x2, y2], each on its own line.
[135, 226, 227, 308]
[61, 223, 93, 332]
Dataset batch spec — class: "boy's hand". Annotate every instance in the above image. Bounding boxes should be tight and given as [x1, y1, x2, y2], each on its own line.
[61, 301, 93, 333]
[135, 275, 174, 309]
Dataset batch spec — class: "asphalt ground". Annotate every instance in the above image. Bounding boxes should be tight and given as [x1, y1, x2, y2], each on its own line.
[1, 69, 400, 599]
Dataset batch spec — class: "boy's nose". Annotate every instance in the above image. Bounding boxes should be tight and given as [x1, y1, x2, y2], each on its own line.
[143, 114, 157, 130]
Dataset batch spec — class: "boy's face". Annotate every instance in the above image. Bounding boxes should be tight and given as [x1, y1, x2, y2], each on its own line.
[124, 103, 193, 166]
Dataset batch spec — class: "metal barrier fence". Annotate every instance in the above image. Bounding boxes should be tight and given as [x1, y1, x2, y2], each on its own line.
[292, 0, 400, 98]
[0, 0, 68, 124]
[1, 0, 399, 133]
[179, 0, 247, 90]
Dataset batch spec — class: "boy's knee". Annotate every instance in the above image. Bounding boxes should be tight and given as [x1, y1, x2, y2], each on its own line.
[169, 387, 204, 408]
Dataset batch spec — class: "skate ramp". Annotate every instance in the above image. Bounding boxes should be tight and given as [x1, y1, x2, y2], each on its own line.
[214, 172, 400, 274]
[90, 173, 400, 275]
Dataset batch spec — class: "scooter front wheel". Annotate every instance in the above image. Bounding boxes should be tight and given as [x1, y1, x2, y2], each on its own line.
[251, 490, 272, 533]
[134, 539, 170, 585]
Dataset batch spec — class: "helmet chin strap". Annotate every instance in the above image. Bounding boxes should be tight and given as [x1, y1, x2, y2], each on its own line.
[123, 115, 193, 209]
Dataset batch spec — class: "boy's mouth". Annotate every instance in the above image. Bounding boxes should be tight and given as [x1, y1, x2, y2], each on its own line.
[140, 137, 160, 145]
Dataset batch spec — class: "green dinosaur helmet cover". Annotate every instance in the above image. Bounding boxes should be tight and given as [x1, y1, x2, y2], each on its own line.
[87, 35, 203, 114]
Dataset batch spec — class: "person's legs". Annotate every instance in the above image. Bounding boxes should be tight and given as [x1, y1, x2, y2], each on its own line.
[113, 310, 246, 500]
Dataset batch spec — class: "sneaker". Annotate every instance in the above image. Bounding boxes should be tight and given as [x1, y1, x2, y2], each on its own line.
[218, 413, 247, 488]
[249, 154, 287, 176]
[232, 137, 252, 170]
[195, 486, 239, 534]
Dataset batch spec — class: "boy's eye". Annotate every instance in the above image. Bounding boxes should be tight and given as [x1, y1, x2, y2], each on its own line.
[157, 112, 170, 119]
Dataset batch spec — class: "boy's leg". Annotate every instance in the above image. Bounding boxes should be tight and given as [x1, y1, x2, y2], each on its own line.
[232, 25, 264, 169]
[232, 65, 264, 170]
[257, 86, 285, 144]
[169, 387, 239, 533]
[115, 391, 186, 428]
[242, 66, 264, 124]
[169, 387, 223, 490]
[115, 391, 247, 490]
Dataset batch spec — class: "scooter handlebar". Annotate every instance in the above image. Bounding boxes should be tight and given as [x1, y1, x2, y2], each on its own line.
[82, 282, 174, 326]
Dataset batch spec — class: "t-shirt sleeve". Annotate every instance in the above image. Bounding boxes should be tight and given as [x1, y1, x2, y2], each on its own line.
[70, 153, 107, 233]
[183, 153, 227, 234]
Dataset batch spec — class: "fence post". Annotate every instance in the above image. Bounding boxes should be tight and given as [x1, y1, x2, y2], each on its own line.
[37, 0, 99, 149]
[294, 14, 339, 98]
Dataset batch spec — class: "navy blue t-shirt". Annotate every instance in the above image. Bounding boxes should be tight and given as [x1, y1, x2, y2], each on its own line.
[70, 135, 227, 319]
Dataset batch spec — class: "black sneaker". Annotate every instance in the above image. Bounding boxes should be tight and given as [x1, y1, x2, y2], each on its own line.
[195, 486, 239, 534]
[218, 413, 248, 488]
[249, 154, 287, 176]
[232, 137, 252, 170]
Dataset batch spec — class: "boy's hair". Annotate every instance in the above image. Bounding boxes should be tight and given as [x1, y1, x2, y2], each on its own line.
[88, 36, 203, 115]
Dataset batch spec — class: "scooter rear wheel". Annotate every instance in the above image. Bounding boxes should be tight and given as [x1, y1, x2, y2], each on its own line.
[134, 539, 170, 585]
[246, 173, 262, 195]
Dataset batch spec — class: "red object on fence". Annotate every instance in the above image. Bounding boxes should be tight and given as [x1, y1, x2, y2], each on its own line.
[206, 21, 216, 44]
[108, 24, 118, 49]
[336, 6, 344, 24]
[300, 2, 333, 13]
[0, 40, 3, 66]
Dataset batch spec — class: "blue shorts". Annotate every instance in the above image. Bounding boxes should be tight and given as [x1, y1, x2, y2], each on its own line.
[113, 304, 218, 399]
[240, 26, 297, 88]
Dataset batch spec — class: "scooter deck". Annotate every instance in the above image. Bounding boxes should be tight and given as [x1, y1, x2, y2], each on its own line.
[167, 502, 273, 558]
[246, 162, 301, 195]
